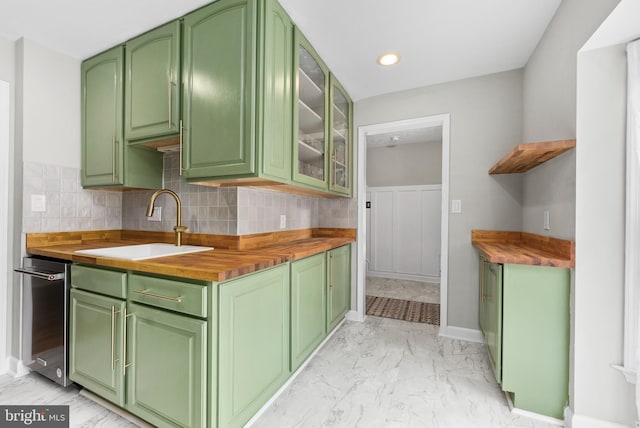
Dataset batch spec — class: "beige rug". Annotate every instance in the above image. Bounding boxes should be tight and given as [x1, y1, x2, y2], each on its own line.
[366, 295, 440, 326]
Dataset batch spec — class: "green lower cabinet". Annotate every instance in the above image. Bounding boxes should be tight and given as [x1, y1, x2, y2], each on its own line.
[218, 265, 290, 428]
[327, 245, 351, 331]
[69, 289, 125, 406]
[483, 260, 503, 383]
[501, 264, 570, 419]
[125, 302, 207, 428]
[290, 253, 326, 371]
[477, 258, 570, 419]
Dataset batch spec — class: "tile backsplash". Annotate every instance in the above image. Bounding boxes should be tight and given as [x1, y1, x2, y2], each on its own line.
[23, 161, 122, 232]
[23, 152, 357, 235]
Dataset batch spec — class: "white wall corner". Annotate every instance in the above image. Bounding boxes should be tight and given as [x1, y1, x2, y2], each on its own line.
[7, 356, 30, 377]
[566, 407, 635, 428]
[439, 325, 483, 343]
[612, 364, 637, 384]
[346, 310, 364, 322]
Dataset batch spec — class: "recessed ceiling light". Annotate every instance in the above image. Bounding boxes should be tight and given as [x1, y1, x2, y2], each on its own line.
[377, 52, 400, 66]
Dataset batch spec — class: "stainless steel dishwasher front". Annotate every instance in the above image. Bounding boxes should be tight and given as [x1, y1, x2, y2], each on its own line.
[15, 257, 72, 386]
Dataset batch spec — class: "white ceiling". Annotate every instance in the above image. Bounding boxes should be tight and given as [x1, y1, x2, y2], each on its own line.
[0, 0, 561, 101]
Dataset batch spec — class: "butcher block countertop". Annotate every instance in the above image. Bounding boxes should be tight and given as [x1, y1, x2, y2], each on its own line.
[26, 228, 355, 282]
[471, 230, 575, 268]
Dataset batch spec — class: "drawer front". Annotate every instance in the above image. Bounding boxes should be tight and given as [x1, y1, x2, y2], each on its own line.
[128, 273, 208, 318]
[71, 264, 127, 299]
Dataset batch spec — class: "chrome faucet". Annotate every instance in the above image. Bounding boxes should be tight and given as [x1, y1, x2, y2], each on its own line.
[146, 189, 188, 246]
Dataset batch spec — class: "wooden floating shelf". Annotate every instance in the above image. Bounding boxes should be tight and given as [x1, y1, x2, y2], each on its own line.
[489, 139, 576, 175]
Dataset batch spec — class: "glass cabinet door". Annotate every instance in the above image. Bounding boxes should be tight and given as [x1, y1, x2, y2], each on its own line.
[329, 78, 351, 193]
[294, 32, 328, 188]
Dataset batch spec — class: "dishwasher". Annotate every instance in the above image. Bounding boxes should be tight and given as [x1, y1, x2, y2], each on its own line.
[15, 256, 72, 386]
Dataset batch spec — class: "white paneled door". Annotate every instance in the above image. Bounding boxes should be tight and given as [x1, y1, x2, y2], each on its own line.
[368, 185, 441, 282]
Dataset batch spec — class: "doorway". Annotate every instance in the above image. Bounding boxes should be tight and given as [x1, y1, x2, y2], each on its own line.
[355, 115, 450, 333]
[1, 80, 10, 374]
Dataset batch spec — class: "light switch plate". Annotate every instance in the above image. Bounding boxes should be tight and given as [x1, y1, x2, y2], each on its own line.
[280, 214, 286, 229]
[451, 199, 462, 214]
[31, 194, 46, 212]
[544, 210, 550, 230]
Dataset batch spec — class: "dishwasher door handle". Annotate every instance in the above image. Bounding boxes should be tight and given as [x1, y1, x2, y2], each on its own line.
[14, 267, 65, 281]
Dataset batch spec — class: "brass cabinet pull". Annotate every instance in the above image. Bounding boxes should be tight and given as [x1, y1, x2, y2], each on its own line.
[112, 136, 116, 182]
[122, 308, 134, 376]
[329, 253, 334, 289]
[111, 306, 121, 370]
[179, 120, 184, 176]
[133, 289, 183, 303]
[168, 73, 175, 129]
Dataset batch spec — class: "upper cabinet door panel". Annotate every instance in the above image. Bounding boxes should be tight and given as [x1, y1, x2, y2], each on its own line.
[81, 46, 124, 187]
[329, 76, 352, 195]
[293, 29, 329, 190]
[182, 0, 256, 178]
[259, 0, 293, 182]
[125, 21, 181, 142]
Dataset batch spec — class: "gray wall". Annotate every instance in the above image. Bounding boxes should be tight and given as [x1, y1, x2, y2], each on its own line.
[575, 43, 635, 427]
[356, 69, 524, 329]
[367, 141, 442, 186]
[521, 0, 620, 239]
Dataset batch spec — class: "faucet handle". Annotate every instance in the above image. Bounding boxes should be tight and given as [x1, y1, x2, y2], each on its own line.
[174, 225, 189, 233]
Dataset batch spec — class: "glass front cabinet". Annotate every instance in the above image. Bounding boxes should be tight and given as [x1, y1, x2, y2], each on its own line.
[329, 76, 352, 195]
[293, 30, 329, 190]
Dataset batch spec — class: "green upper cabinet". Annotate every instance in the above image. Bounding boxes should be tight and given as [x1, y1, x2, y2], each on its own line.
[327, 244, 351, 331]
[182, 0, 293, 183]
[293, 28, 329, 191]
[258, 0, 294, 182]
[125, 21, 181, 143]
[182, 0, 256, 179]
[81, 47, 163, 189]
[328, 75, 353, 196]
[81, 46, 124, 187]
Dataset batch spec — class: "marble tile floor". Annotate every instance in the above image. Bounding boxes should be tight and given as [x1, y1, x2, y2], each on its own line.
[0, 317, 557, 428]
[0, 373, 139, 427]
[366, 276, 441, 305]
[251, 317, 557, 428]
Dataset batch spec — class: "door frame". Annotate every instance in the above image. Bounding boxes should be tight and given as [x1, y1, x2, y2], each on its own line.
[0, 80, 10, 374]
[353, 114, 450, 334]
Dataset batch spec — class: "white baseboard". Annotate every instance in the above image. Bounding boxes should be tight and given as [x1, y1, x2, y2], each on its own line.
[346, 310, 364, 322]
[366, 271, 440, 284]
[565, 407, 634, 428]
[6, 357, 30, 377]
[439, 325, 483, 343]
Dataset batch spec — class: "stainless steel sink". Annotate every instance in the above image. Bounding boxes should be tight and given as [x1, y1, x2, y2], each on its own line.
[74, 243, 213, 261]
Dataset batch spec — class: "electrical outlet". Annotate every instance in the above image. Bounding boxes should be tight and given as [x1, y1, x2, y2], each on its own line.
[280, 214, 286, 229]
[544, 210, 550, 230]
[31, 194, 46, 212]
[147, 207, 162, 222]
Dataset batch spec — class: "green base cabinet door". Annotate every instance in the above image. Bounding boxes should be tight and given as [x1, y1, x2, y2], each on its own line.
[125, 302, 207, 428]
[327, 245, 351, 331]
[69, 289, 125, 406]
[501, 264, 569, 420]
[483, 260, 503, 384]
[218, 265, 290, 428]
[291, 253, 326, 371]
[125, 20, 181, 142]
